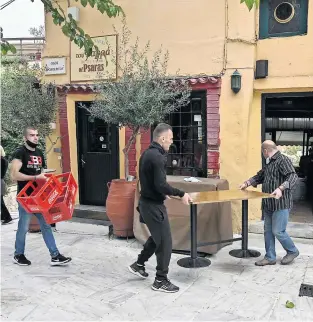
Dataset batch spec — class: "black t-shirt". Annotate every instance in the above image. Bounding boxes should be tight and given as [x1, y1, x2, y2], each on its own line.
[12, 146, 46, 193]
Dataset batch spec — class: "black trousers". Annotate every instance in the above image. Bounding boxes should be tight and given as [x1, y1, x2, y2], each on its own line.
[1, 195, 12, 221]
[137, 199, 172, 280]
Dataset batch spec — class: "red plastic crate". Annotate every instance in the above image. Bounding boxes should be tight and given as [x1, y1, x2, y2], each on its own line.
[17, 175, 64, 213]
[42, 173, 78, 224]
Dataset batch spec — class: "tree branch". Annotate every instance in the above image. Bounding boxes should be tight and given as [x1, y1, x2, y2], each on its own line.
[122, 126, 140, 178]
[45, 134, 68, 154]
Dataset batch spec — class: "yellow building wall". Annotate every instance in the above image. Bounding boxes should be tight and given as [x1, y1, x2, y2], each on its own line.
[219, 1, 313, 231]
[45, 116, 63, 174]
[42, 0, 227, 81]
[218, 1, 258, 232]
[43, 1, 313, 229]
[242, 3, 313, 226]
[42, 0, 230, 206]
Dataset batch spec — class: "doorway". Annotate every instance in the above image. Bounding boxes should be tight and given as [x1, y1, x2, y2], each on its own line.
[262, 92, 313, 223]
[76, 102, 119, 206]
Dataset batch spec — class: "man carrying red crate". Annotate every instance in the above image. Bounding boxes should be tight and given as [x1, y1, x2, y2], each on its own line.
[10, 126, 72, 266]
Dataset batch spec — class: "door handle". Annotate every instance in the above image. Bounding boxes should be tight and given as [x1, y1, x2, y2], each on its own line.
[81, 155, 86, 168]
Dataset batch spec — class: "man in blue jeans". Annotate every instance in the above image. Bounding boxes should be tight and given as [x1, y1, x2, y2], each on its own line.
[240, 140, 299, 266]
[10, 126, 71, 266]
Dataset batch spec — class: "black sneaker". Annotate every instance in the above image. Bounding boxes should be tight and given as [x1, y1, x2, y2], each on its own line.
[51, 254, 72, 266]
[2, 218, 13, 225]
[128, 262, 149, 279]
[151, 279, 179, 293]
[13, 254, 31, 266]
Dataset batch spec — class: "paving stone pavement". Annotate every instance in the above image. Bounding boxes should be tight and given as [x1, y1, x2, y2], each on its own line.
[1, 215, 313, 321]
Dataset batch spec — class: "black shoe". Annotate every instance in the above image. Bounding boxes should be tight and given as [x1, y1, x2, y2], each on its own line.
[151, 279, 179, 293]
[13, 254, 31, 266]
[2, 218, 13, 225]
[51, 254, 72, 266]
[128, 262, 149, 279]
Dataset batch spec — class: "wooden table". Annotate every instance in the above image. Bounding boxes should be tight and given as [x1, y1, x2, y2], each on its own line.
[177, 190, 273, 269]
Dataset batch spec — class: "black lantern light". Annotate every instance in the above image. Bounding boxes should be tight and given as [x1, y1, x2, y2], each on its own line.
[231, 69, 241, 94]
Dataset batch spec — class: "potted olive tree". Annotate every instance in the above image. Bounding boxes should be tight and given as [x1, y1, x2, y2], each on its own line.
[88, 20, 191, 237]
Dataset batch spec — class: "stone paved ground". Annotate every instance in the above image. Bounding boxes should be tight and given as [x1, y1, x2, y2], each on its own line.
[1, 215, 313, 321]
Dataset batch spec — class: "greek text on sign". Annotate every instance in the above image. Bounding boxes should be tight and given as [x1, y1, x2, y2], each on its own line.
[71, 35, 117, 82]
[44, 57, 66, 75]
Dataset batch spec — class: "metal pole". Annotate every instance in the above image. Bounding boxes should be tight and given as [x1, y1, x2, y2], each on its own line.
[272, 131, 276, 143]
[190, 204, 198, 260]
[177, 202, 210, 268]
[229, 199, 260, 259]
[242, 200, 248, 251]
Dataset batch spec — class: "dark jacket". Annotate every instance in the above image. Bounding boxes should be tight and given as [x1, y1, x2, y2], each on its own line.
[139, 141, 185, 204]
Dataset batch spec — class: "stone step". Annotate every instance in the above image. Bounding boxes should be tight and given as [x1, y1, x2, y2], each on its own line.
[73, 205, 110, 224]
[249, 220, 313, 239]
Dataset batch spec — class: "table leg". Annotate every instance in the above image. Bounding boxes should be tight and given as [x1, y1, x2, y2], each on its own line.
[229, 200, 261, 258]
[177, 204, 211, 268]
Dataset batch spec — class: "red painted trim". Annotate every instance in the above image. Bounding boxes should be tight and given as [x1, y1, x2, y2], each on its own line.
[57, 78, 222, 178]
[140, 129, 151, 152]
[57, 91, 71, 173]
[139, 79, 222, 178]
[204, 79, 221, 177]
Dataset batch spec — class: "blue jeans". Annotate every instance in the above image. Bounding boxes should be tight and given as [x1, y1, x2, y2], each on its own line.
[264, 209, 298, 261]
[15, 203, 59, 257]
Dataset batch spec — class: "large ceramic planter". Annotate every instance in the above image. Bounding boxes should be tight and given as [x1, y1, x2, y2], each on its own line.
[106, 179, 137, 237]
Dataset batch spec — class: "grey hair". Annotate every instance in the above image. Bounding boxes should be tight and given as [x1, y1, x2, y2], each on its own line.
[261, 140, 277, 152]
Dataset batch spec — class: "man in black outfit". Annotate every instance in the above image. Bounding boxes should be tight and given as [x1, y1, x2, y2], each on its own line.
[128, 123, 192, 293]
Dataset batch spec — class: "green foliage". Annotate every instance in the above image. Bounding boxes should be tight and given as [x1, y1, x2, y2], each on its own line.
[29, 25, 45, 37]
[280, 145, 302, 167]
[1, 42, 17, 55]
[240, 0, 259, 11]
[88, 19, 191, 177]
[44, 0, 124, 57]
[1, 0, 123, 57]
[1, 62, 57, 154]
[0, 56, 28, 66]
[1, 62, 52, 188]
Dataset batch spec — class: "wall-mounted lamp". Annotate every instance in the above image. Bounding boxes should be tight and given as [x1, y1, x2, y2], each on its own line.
[231, 70, 241, 94]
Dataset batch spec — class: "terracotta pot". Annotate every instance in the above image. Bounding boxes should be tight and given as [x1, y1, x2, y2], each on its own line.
[106, 179, 137, 237]
[29, 214, 40, 233]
